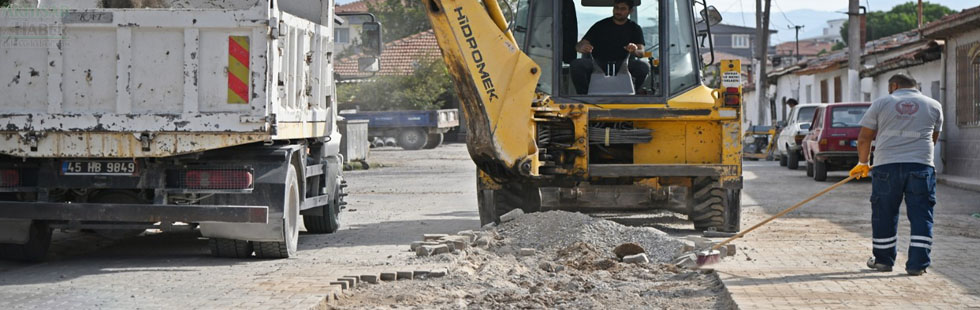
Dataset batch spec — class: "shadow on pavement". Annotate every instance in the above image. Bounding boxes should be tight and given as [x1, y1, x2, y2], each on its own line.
[298, 218, 481, 250]
[717, 269, 909, 286]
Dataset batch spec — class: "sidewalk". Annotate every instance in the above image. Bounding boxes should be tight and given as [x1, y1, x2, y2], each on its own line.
[938, 174, 980, 193]
[713, 206, 980, 309]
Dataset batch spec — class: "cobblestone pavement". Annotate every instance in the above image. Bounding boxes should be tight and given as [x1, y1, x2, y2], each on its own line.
[0, 144, 481, 310]
[713, 161, 980, 309]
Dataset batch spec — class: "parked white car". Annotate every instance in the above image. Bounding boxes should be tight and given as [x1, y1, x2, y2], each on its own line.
[776, 103, 825, 169]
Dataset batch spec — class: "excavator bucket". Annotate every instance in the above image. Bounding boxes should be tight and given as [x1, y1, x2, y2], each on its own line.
[423, 0, 541, 179]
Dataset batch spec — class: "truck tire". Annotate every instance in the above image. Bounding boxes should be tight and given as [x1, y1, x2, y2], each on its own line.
[303, 178, 346, 234]
[0, 221, 52, 262]
[477, 176, 540, 226]
[813, 160, 828, 182]
[787, 149, 800, 170]
[398, 129, 428, 150]
[422, 133, 444, 149]
[806, 161, 814, 177]
[688, 177, 738, 232]
[255, 167, 300, 259]
[209, 238, 253, 258]
[779, 153, 788, 166]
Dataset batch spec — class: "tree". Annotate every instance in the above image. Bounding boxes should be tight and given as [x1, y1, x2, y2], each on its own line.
[1, 0, 10, 7]
[337, 59, 454, 111]
[368, 0, 431, 43]
[839, 2, 954, 45]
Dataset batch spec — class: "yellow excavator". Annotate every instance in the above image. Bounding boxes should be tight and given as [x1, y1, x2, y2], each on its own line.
[424, 0, 744, 232]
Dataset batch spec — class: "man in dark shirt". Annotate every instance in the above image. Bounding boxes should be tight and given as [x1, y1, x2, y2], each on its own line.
[571, 0, 650, 94]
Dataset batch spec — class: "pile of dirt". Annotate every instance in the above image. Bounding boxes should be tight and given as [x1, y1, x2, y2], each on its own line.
[330, 211, 736, 310]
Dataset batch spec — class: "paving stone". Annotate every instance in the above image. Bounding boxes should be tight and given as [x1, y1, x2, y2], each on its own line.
[412, 270, 429, 279]
[379, 272, 397, 282]
[518, 248, 535, 256]
[422, 234, 449, 241]
[329, 281, 348, 290]
[622, 253, 650, 264]
[337, 277, 356, 289]
[409, 241, 441, 252]
[396, 271, 413, 280]
[416, 244, 450, 257]
[359, 274, 379, 284]
[499, 209, 524, 223]
[428, 268, 448, 278]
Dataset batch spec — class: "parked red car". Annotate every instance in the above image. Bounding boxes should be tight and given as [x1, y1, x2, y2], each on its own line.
[802, 103, 872, 181]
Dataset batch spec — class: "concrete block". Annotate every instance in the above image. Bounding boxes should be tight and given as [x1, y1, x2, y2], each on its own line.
[482, 222, 496, 230]
[359, 274, 379, 284]
[726, 244, 736, 256]
[622, 253, 650, 264]
[428, 268, 448, 278]
[396, 271, 413, 280]
[380, 272, 397, 281]
[413, 270, 430, 279]
[518, 248, 535, 256]
[423, 234, 449, 241]
[499, 209, 524, 223]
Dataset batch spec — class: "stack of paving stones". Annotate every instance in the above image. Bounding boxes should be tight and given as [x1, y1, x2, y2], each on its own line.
[323, 229, 495, 302]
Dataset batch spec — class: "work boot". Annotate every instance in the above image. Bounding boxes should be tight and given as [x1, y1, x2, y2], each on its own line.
[866, 257, 893, 272]
[907, 269, 927, 276]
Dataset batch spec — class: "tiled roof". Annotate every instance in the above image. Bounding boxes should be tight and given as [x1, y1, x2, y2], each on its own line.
[774, 40, 835, 57]
[335, 0, 383, 13]
[335, 30, 442, 77]
[922, 5, 980, 38]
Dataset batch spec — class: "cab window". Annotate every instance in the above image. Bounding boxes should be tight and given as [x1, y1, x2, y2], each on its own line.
[558, 0, 662, 97]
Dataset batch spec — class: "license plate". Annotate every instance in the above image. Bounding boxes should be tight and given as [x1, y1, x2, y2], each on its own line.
[850, 140, 859, 147]
[62, 160, 137, 175]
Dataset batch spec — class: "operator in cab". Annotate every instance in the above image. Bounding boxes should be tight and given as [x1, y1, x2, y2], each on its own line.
[571, 0, 650, 95]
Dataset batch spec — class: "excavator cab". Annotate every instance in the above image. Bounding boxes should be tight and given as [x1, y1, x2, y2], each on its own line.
[424, 0, 742, 232]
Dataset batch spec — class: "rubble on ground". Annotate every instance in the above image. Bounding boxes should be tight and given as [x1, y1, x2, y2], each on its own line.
[329, 211, 737, 309]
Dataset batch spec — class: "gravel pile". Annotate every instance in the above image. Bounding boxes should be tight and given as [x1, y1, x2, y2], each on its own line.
[331, 211, 736, 310]
[495, 211, 684, 263]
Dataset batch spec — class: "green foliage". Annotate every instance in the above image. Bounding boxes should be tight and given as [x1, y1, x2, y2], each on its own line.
[337, 59, 454, 111]
[368, 0, 431, 43]
[831, 42, 845, 51]
[0, 0, 10, 7]
[839, 2, 955, 45]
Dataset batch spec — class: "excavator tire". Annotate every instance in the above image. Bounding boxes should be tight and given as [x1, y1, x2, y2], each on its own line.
[688, 176, 739, 232]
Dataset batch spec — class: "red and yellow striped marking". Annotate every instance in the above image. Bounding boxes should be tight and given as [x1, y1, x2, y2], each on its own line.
[228, 36, 250, 104]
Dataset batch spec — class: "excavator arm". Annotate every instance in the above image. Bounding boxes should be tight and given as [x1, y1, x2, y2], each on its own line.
[423, 0, 541, 179]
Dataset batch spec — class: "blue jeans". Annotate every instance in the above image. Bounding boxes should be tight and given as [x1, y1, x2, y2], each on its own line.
[870, 163, 935, 271]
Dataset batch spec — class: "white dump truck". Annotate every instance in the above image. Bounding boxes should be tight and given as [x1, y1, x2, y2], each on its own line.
[0, 0, 381, 260]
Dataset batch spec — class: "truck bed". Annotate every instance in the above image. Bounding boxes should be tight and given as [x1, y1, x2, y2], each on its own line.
[0, 0, 337, 158]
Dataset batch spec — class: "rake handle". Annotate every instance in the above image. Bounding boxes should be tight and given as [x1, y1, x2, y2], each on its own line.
[709, 175, 858, 251]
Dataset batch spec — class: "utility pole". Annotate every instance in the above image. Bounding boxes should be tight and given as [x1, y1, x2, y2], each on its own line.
[917, 0, 924, 28]
[847, 0, 861, 102]
[756, 0, 773, 125]
[790, 25, 804, 62]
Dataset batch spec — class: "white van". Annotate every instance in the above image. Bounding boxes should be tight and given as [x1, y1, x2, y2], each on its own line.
[776, 103, 825, 169]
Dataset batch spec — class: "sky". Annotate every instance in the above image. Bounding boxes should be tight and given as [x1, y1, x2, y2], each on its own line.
[708, 0, 976, 13]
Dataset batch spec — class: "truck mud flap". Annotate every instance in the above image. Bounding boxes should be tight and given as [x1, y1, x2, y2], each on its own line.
[0, 201, 268, 224]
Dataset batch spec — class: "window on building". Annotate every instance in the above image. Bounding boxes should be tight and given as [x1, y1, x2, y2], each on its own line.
[335, 28, 350, 43]
[732, 34, 750, 49]
[957, 43, 980, 126]
[820, 79, 828, 102]
[834, 76, 842, 102]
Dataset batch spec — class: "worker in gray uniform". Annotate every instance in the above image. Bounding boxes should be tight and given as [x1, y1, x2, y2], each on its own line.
[850, 73, 943, 276]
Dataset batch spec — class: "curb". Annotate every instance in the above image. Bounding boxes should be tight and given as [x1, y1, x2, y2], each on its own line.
[937, 174, 980, 193]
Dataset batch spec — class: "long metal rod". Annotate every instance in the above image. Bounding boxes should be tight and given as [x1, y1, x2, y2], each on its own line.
[710, 175, 858, 251]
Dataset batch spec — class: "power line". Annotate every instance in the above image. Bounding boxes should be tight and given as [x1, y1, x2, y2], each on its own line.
[772, 0, 795, 27]
[738, 0, 747, 27]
